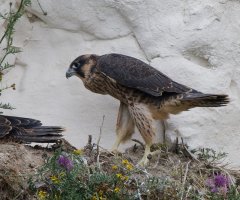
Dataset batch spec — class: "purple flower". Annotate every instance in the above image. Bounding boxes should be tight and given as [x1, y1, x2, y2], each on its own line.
[57, 155, 74, 171]
[214, 174, 229, 187]
[206, 174, 230, 195]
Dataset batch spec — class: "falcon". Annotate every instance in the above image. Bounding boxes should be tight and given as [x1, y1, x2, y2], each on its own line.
[0, 115, 64, 143]
[66, 53, 229, 166]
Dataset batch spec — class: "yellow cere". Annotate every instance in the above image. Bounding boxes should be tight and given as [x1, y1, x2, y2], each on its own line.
[38, 190, 47, 200]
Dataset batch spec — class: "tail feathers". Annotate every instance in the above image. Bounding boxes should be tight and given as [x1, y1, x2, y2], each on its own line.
[13, 135, 63, 143]
[162, 93, 229, 115]
[0, 115, 64, 143]
[4, 116, 42, 128]
[181, 93, 229, 107]
[9, 126, 63, 143]
[0, 125, 12, 138]
[28, 126, 65, 134]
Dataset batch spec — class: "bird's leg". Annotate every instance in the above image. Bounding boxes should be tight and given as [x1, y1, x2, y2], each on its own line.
[111, 134, 123, 153]
[137, 143, 152, 166]
[127, 104, 165, 167]
[111, 102, 135, 153]
[137, 144, 163, 166]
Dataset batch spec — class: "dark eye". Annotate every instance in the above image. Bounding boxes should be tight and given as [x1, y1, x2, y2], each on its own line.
[72, 62, 81, 69]
[72, 64, 78, 69]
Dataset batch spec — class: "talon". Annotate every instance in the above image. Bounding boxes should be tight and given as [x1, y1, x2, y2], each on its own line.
[111, 149, 122, 155]
[137, 156, 150, 167]
[137, 148, 162, 167]
[147, 154, 152, 160]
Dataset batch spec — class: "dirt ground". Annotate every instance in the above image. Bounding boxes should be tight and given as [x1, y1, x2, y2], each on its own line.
[0, 142, 53, 200]
[0, 138, 239, 200]
[0, 139, 75, 200]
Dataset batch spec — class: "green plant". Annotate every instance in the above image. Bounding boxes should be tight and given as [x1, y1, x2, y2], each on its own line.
[29, 144, 240, 200]
[191, 148, 227, 163]
[0, 0, 31, 111]
[208, 185, 240, 200]
[29, 150, 134, 200]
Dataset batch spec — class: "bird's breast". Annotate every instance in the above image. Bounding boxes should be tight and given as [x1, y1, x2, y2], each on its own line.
[83, 73, 129, 102]
[83, 74, 108, 95]
[83, 72, 164, 107]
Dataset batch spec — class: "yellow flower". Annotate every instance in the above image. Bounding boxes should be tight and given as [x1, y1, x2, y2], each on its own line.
[91, 196, 97, 200]
[91, 193, 107, 200]
[122, 159, 129, 165]
[114, 187, 120, 193]
[73, 149, 83, 155]
[98, 190, 103, 196]
[116, 173, 122, 178]
[116, 173, 129, 181]
[112, 165, 118, 170]
[126, 163, 133, 171]
[123, 176, 129, 181]
[116, 173, 123, 179]
[38, 190, 47, 200]
[50, 175, 60, 184]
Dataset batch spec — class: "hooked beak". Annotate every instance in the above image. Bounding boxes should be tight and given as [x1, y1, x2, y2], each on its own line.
[66, 68, 76, 79]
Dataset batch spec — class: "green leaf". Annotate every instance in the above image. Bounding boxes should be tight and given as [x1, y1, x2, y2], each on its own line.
[7, 46, 22, 54]
[0, 102, 15, 110]
[0, 62, 14, 71]
[23, 0, 32, 6]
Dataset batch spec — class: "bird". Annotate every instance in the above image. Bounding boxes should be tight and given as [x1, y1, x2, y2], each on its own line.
[66, 53, 229, 166]
[0, 115, 64, 143]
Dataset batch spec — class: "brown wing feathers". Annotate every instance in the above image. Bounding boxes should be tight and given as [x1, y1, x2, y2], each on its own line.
[0, 115, 64, 143]
[97, 54, 195, 96]
[97, 53, 229, 109]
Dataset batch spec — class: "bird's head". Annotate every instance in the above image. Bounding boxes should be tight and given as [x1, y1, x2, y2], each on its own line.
[66, 54, 98, 80]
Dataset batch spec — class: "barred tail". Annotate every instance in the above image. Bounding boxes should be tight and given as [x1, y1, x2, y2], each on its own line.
[0, 115, 64, 143]
[181, 93, 229, 107]
[11, 126, 64, 143]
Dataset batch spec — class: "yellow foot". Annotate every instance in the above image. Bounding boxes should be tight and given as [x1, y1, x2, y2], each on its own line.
[110, 147, 122, 156]
[137, 149, 162, 167]
[137, 154, 150, 167]
[111, 149, 122, 154]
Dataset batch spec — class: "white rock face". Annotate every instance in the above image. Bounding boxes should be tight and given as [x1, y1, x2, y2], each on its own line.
[1, 0, 240, 167]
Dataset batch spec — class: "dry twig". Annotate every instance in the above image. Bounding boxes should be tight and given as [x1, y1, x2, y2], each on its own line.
[180, 161, 191, 200]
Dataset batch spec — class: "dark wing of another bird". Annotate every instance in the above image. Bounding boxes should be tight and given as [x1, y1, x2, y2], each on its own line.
[0, 115, 64, 143]
[97, 54, 197, 96]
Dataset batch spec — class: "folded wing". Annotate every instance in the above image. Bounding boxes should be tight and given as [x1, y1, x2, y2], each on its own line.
[97, 54, 197, 96]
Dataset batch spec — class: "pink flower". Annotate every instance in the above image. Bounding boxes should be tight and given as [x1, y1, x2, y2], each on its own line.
[206, 174, 230, 195]
[57, 155, 74, 171]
